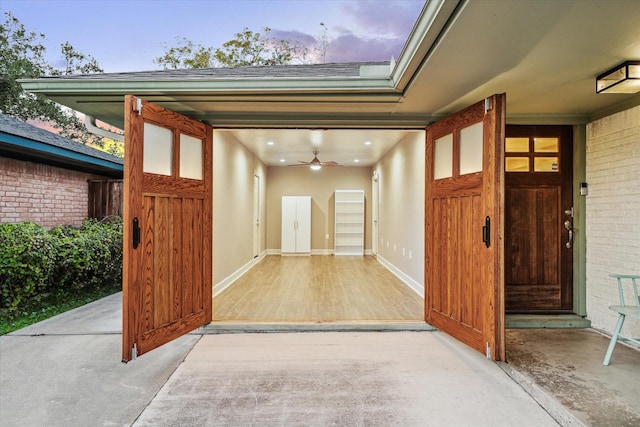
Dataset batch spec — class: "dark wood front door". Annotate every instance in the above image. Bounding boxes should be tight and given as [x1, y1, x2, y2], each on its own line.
[505, 125, 573, 312]
[425, 94, 505, 361]
[122, 96, 213, 362]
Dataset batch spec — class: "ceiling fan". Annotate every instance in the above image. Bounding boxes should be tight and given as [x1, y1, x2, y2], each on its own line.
[290, 149, 340, 170]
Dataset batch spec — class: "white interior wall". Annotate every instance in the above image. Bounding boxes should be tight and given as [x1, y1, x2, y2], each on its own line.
[213, 131, 266, 287]
[585, 105, 640, 337]
[374, 131, 426, 295]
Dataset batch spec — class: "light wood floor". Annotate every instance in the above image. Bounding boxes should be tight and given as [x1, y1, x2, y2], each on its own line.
[213, 255, 424, 322]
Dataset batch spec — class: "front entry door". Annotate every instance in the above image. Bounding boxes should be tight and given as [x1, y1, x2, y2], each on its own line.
[425, 94, 505, 361]
[505, 125, 573, 312]
[122, 96, 213, 362]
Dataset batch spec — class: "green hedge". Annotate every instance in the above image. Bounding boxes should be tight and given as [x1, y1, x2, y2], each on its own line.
[0, 217, 123, 316]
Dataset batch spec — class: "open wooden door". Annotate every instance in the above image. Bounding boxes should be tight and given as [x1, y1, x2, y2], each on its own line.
[425, 94, 505, 361]
[122, 95, 212, 362]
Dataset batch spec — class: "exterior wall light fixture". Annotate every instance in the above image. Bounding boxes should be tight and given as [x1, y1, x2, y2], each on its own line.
[596, 61, 640, 94]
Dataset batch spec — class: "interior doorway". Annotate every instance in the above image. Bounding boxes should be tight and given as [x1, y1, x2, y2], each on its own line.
[505, 125, 574, 312]
[372, 171, 379, 256]
[253, 175, 260, 258]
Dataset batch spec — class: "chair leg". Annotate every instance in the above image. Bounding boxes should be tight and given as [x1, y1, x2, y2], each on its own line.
[603, 314, 625, 366]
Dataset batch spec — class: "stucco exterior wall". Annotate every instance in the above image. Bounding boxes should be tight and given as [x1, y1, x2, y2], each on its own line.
[585, 105, 640, 338]
[0, 157, 104, 229]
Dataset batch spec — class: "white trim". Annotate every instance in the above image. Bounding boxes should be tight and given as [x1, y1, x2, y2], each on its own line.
[213, 251, 266, 296]
[267, 249, 335, 256]
[376, 255, 424, 297]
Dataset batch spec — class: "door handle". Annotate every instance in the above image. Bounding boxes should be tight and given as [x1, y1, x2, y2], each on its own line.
[482, 216, 490, 248]
[132, 217, 140, 249]
[564, 220, 574, 249]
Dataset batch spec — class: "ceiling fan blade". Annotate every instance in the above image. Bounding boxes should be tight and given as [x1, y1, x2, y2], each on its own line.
[297, 160, 310, 164]
[320, 161, 340, 166]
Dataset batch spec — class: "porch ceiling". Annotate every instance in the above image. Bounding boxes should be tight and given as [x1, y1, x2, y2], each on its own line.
[19, 0, 640, 167]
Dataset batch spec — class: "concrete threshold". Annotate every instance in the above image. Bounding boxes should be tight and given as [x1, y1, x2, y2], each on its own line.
[497, 361, 587, 427]
[506, 314, 591, 329]
[199, 321, 436, 334]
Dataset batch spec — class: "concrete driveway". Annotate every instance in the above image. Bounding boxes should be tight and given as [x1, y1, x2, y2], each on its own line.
[1, 293, 562, 426]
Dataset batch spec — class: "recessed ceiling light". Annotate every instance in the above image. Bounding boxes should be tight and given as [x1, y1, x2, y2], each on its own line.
[364, 141, 372, 145]
[354, 159, 360, 163]
[280, 158, 286, 162]
[267, 141, 275, 145]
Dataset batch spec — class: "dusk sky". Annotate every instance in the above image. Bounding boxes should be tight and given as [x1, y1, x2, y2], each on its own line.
[1, 0, 425, 73]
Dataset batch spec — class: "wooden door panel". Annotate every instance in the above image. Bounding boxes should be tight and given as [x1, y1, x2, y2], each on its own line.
[425, 94, 505, 361]
[506, 187, 560, 284]
[123, 96, 212, 361]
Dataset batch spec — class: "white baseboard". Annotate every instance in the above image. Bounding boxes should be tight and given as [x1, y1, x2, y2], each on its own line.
[267, 249, 335, 255]
[213, 251, 266, 296]
[376, 255, 424, 297]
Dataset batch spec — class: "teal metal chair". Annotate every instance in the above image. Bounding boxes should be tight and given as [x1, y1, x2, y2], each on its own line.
[603, 274, 640, 366]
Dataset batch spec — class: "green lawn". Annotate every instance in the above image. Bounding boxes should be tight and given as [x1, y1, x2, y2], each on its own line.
[0, 287, 120, 335]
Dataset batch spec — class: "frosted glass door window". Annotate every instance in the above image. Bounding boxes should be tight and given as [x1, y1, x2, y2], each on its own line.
[179, 133, 203, 180]
[459, 122, 483, 175]
[143, 123, 172, 176]
[434, 133, 453, 180]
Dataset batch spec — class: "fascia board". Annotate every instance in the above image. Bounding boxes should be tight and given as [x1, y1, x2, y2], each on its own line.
[19, 76, 397, 95]
[0, 132, 123, 172]
[391, 0, 464, 91]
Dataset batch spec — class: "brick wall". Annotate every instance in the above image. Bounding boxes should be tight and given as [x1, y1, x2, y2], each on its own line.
[585, 105, 640, 338]
[0, 157, 108, 229]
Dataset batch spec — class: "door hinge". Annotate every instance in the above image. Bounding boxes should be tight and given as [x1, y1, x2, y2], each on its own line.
[486, 342, 491, 359]
[484, 97, 492, 113]
[133, 98, 143, 115]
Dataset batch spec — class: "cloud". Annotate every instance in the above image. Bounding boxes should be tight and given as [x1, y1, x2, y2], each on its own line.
[268, 0, 423, 63]
[341, 0, 423, 38]
[326, 33, 405, 62]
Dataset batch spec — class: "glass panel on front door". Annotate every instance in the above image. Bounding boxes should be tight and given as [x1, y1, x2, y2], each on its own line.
[505, 136, 559, 173]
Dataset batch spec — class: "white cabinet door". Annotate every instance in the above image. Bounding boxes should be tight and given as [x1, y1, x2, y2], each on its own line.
[281, 196, 298, 253]
[282, 196, 311, 254]
[295, 196, 311, 253]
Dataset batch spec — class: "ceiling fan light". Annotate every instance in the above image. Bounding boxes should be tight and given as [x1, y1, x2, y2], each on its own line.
[310, 163, 322, 171]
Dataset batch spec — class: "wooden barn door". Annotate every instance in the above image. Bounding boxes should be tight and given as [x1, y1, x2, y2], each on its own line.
[425, 94, 505, 361]
[122, 95, 212, 362]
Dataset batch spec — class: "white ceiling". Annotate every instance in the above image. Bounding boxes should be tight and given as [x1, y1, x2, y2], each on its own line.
[222, 128, 423, 167]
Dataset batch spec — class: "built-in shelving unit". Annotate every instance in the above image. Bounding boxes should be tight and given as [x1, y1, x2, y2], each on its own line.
[334, 190, 364, 256]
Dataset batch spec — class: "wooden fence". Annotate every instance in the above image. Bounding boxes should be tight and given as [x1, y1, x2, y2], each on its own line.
[88, 179, 123, 220]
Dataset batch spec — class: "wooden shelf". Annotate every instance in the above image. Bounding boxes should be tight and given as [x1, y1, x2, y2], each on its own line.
[334, 190, 364, 256]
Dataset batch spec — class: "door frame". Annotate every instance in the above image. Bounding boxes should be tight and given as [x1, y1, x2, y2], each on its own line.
[253, 175, 260, 258]
[504, 125, 574, 313]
